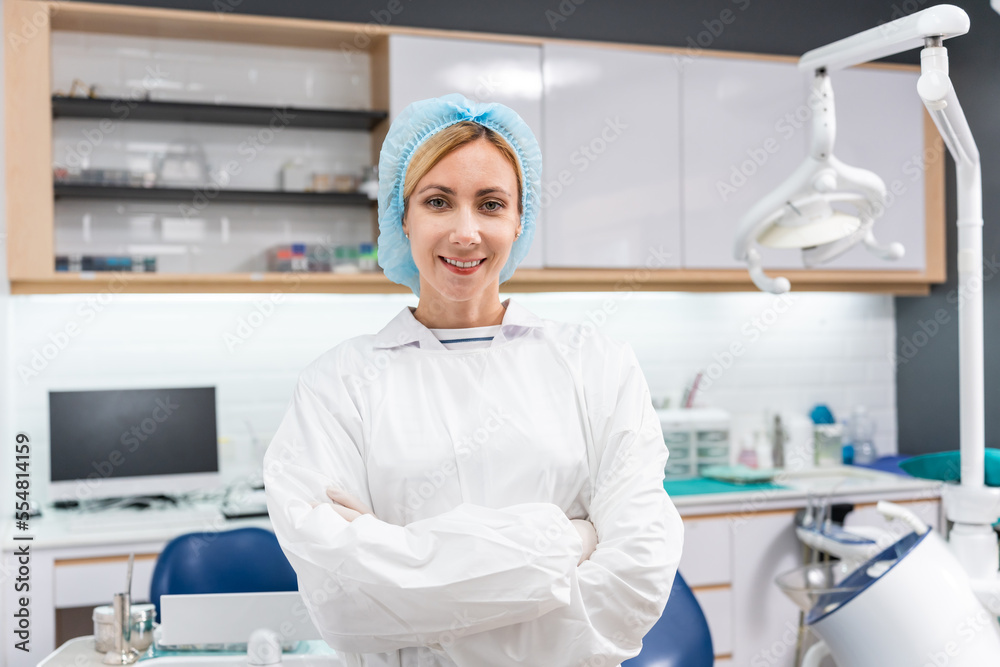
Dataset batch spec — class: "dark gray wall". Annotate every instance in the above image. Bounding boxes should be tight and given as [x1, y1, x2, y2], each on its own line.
[82, 0, 1000, 455]
[892, 3, 1000, 456]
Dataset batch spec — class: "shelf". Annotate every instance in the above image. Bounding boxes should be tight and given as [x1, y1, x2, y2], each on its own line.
[11, 269, 934, 295]
[53, 183, 375, 206]
[52, 96, 388, 130]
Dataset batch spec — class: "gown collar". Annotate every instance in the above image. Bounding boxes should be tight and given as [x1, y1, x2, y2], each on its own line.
[372, 298, 545, 350]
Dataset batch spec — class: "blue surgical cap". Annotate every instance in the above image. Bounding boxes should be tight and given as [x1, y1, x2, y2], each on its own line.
[376, 93, 542, 296]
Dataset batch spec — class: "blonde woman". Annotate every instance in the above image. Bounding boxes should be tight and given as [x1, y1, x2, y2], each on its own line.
[264, 93, 683, 667]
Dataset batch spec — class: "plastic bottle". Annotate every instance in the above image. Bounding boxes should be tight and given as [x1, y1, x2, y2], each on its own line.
[846, 406, 878, 465]
[755, 429, 774, 470]
[358, 243, 378, 272]
[737, 434, 758, 469]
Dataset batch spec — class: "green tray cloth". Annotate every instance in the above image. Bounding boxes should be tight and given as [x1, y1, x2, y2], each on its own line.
[143, 640, 334, 661]
[899, 448, 1000, 486]
[664, 478, 788, 496]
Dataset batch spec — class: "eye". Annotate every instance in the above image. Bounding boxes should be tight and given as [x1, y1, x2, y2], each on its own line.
[426, 197, 448, 209]
[482, 200, 503, 212]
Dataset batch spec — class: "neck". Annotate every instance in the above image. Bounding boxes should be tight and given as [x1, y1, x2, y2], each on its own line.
[413, 289, 507, 329]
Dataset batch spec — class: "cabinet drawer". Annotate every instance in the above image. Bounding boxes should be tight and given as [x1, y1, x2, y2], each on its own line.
[692, 585, 733, 657]
[54, 554, 158, 607]
[679, 517, 731, 586]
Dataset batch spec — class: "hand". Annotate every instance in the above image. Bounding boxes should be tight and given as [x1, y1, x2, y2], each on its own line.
[322, 487, 375, 522]
[571, 519, 597, 565]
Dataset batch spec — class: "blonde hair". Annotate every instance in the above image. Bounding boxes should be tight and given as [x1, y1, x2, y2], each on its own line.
[402, 121, 523, 220]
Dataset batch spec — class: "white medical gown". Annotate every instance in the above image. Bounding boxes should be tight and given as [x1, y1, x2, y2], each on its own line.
[264, 299, 684, 667]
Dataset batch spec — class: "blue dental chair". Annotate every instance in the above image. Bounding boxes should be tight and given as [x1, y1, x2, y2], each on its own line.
[149, 526, 298, 622]
[622, 572, 714, 667]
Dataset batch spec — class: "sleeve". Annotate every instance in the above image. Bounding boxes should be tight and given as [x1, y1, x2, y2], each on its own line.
[263, 360, 584, 655]
[441, 343, 684, 666]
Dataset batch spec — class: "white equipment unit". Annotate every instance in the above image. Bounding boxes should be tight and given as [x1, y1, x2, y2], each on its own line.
[749, 5, 1000, 665]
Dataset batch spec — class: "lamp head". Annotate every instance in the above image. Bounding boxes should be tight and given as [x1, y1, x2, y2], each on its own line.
[733, 71, 903, 293]
[756, 196, 863, 250]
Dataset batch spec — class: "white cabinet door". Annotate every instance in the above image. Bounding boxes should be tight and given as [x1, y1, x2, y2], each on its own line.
[692, 586, 734, 657]
[730, 510, 801, 667]
[680, 516, 732, 587]
[682, 56, 810, 270]
[54, 554, 158, 607]
[388, 35, 545, 269]
[683, 56, 927, 272]
[541, 44, 682, 269]
[822, 66, 926, 271]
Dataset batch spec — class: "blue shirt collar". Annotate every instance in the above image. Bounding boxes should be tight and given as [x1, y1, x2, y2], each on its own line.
[372, 298, 545, 350]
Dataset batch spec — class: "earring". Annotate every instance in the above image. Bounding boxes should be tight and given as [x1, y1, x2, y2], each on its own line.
[515, 230, 522, 239]
[405, 233, 409, 239]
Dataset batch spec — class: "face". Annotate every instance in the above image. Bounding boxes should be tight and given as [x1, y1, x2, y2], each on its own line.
[402, 138, 522, 307]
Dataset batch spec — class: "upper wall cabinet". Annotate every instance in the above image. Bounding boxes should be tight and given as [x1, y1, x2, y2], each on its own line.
[4, 0, 402, 294]
[541, 44, 682, 269]
[821, 66, 927, 270]
[387, 34, 545, 269]
[4, 0, 943, 295]
[682, 57, 808, 271]
[682, 56, 928, 272]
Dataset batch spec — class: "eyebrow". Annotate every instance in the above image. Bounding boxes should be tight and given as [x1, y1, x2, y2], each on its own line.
[417, 184, 512, 198]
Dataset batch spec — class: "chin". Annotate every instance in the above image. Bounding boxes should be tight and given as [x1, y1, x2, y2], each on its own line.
[432, 276, 495, 301]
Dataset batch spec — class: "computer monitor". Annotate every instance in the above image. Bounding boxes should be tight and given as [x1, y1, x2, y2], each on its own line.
[48, 386, 220, 502]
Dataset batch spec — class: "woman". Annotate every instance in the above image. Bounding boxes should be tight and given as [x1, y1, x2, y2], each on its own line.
[264, 93, 683, 667]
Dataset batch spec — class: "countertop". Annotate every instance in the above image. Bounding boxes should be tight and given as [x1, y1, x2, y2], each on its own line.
[668, 465, 942, 517]
[5, 466, 942, 549]
[3, 505, 271, 552]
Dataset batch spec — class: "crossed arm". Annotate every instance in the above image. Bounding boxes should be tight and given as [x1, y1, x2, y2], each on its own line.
[322, 487, 599, 566]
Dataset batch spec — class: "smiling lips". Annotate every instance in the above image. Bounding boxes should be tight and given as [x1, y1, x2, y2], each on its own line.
[440, 256, 486, 274]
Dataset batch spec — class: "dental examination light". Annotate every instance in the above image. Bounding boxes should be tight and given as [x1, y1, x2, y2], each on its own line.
[733, 6, 974, 295]
[750, 6, 1000, 666]
[732, 70, 904, 295]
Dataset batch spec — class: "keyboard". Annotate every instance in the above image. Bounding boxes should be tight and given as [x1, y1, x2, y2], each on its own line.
[63, 506, 226, 534]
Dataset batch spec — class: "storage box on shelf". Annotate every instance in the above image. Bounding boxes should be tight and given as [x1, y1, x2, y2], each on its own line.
[659, 408, 731, 479]
[4, 1, 945, 294]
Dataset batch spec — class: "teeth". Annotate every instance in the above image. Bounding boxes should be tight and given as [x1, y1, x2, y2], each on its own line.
[443, 257, 483, 268]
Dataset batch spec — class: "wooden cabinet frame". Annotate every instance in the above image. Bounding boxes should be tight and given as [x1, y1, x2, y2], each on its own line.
[4, 0, 945, 295]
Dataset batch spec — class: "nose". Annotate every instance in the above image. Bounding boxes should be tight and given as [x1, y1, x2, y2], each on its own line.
[449, 205, 482, 245]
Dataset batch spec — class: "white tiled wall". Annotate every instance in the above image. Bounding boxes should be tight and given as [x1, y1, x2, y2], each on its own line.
[7, 290, 896, 504]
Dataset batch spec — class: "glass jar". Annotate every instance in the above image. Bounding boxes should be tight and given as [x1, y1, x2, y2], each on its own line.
[92, 605, 116, 653]
[92, 602, 157, 653]
[845, 406, 878, 465]
[129, 603, 157, 652]
[814, 424, 843, 468]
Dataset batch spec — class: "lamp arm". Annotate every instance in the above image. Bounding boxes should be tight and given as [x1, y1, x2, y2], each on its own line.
[916, 41, 986, 496]
[745, 248, 791, 294]
[919, 44, 980, 168]
[799, 4, 969, 72]
[807, 71, 835, 160]
[862, 228, 905, 261]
